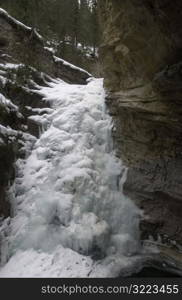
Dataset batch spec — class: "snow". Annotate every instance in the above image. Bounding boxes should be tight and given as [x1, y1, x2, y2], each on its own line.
[25, 106, 54, 114]
[0, 63, 24, 70]
[0, 8, 32, 31]
[0, 123, 36, 151]
[44, 47, 56, 54]
[33, 29, 43, 41]
[0, 75, 7, 86]
[0, 248, 143, 278]
[0, 8, 43, 42]
[0, 78, 142, 278]
[53, 56, 91, 77]
[0, 124, 18, 137]
[0, 70, 6, 75]
[0, 93, 18, 112]
[0, 137, 4, 145]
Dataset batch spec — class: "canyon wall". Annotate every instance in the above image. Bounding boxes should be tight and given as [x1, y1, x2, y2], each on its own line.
[98, 0, 182, 271]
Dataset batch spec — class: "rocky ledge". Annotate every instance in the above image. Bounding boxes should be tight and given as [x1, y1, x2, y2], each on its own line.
[98, 0, 182, 275]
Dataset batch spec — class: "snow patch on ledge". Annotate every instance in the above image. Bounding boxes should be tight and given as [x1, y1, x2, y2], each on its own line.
[0, 8, 31, 30]
[0, 93, 18, 112]
[0, 8, 43, 41]
[53, 56, 91, 77]
[0, 63, 24, 70]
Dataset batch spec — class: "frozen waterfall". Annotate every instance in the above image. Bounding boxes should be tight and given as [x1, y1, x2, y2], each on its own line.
[0, 77, 142, 277]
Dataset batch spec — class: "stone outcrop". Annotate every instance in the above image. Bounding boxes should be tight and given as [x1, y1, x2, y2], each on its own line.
[98, 0, 182, 273]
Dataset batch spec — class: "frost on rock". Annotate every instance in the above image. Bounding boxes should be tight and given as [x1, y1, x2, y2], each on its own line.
[0, 78, 142, 278]
[53, 55, 91, 77]
[0, 93, 18, 113]
[0, 63, 24, 70]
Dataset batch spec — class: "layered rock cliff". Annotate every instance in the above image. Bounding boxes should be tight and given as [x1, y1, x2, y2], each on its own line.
[98, 0, 182, 273]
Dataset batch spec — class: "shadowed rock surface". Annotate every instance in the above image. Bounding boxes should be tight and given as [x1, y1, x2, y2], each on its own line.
[98, 0, 182, 274]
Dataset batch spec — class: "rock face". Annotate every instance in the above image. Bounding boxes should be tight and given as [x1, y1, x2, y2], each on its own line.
[0, 8, 90, 220]
[98, 0, 182, 271]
